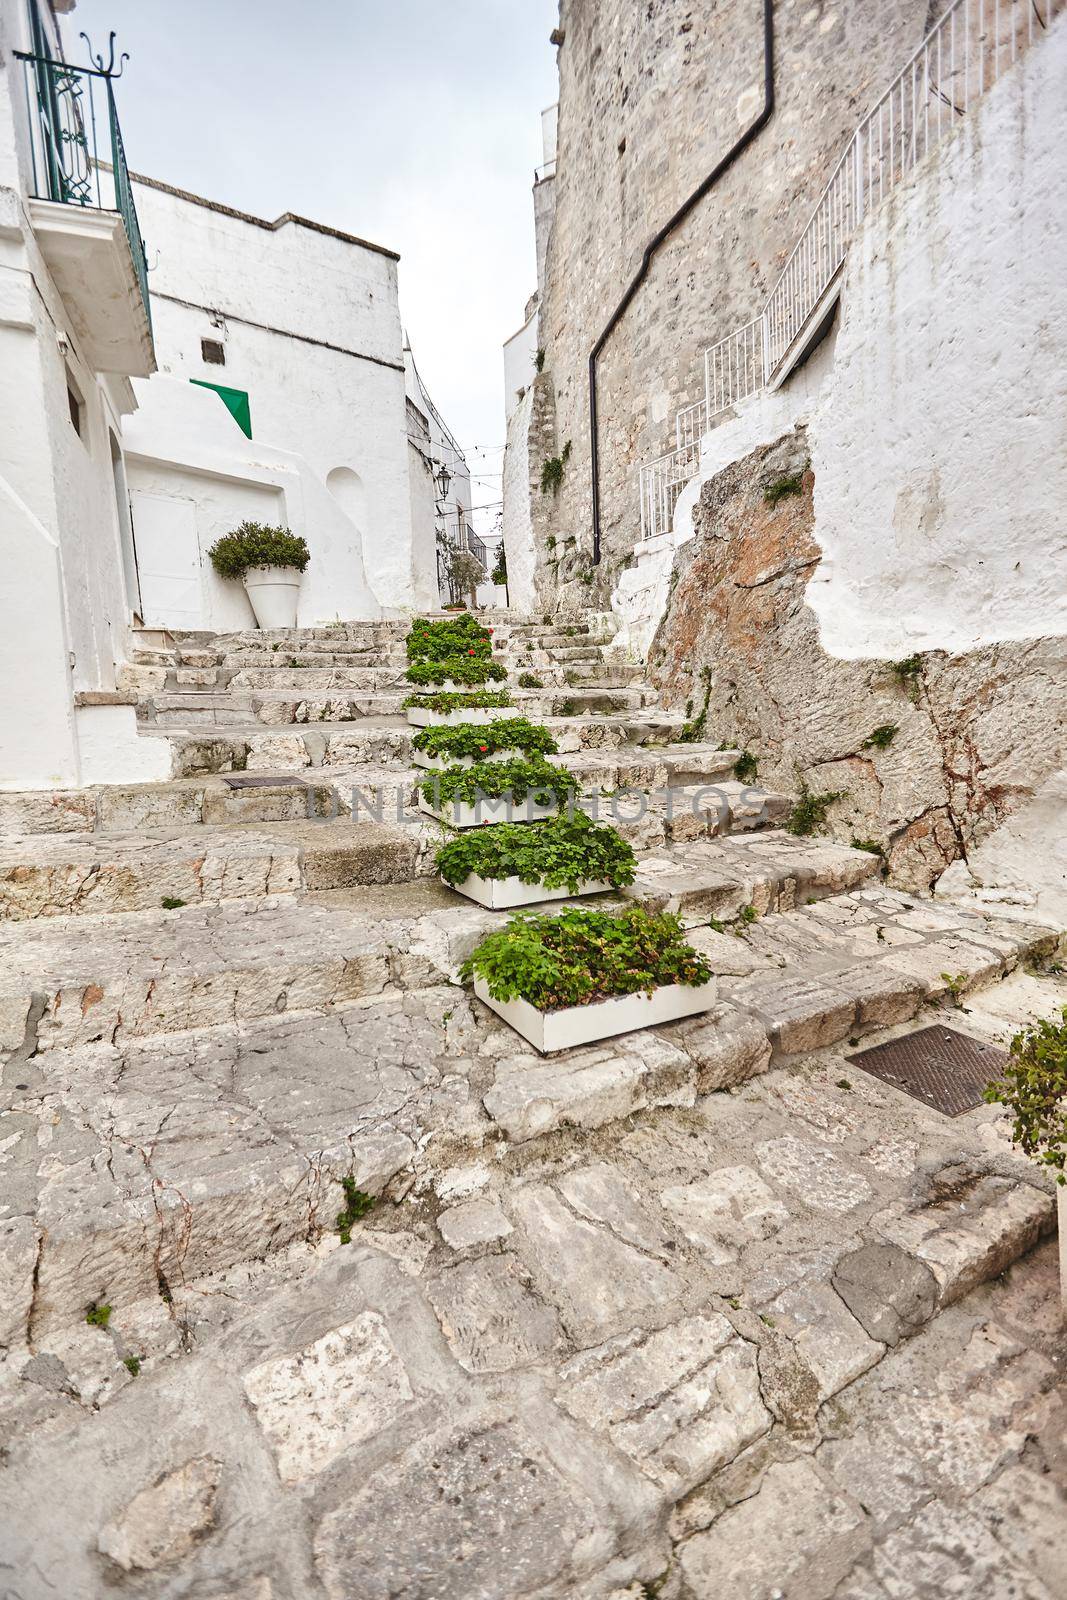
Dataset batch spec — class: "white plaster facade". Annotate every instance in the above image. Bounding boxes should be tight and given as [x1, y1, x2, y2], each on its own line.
[404, 343, 473, 608]
[612, 20, 1067, 665]
[126, 175, 448, 625]
[0, 0, 167, 788]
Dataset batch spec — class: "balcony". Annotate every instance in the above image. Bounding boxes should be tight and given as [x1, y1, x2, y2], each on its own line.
[15, 51, 155, 377]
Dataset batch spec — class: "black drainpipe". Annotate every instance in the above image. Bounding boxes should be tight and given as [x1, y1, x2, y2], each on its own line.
[588, 0, 776, 565]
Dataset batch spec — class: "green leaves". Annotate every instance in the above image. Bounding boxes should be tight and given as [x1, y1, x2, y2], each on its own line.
[412, 717, 559, 761]
[417, 757, 579, 809]
[786, 778, 847, 836]
[984, 1006, 1067, 1179]
[436, 811, 636, 893]
[207, 522, 310, 578]
[406, 614, 492, 662]
[402, 689, 513, 714]
[405, 655, 508, 687]
[461, 905, 714, 1011]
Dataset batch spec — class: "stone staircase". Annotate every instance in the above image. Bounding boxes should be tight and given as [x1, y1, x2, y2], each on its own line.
[0, 610, 1062, 1595]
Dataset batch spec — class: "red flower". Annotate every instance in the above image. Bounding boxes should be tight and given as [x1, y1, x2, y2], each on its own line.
[479, 745, 488, 752]
[468, 649, 475, 656]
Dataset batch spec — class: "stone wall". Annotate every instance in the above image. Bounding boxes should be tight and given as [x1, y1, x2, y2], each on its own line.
[528, 0, 944, 608]
[649, 432, 1067, 903]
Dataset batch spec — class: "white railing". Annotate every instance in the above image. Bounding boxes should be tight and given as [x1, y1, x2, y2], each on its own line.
[639, 441, 701, 542]
[704, 317, 766, 418]
[675, 398, 708, 453]
[637, 0, 1062, 540]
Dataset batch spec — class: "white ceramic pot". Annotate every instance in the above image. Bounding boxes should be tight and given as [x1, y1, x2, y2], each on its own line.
[405, 705, 512, 727]
[473, 974, 718, 1053]
[412, 747, 524, 771]
[243, 566, 302, 629]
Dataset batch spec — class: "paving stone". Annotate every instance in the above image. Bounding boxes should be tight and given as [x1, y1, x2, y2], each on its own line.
[97, 1455, 222, 1572]
[437, 1197, 512, 1251]
[674, 1004, 773, 1092]
[764, 1278, 884, 1400]
[509, 1183, 685, 1345]
[425, 1254, 562, 1372]
[727, 973, 858, 1052]
[242, 1312, 413, 1482]
[678, 1458, 870, 1598]
[831, 1242, 939, 1345]
[312, 1412, 658, 1600]
[756, 1134, 874, 1214]
[557, 1313, 770, 1493]
[974, 1464, 1067, 1600]
[483, 1035, 695, 1143]
[873, 1175, 1054, 1304]
[872, 1497, 1053, 1599]
[659, 1167, 788, 1264]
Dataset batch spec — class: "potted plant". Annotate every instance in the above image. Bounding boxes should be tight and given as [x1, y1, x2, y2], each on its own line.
[411, 716, 559, 770]
[407, 615, 493, 662]
[208, 522, 310, 629]
[461, 904, 717, 1052]
[448, 548, 485, 609]
[985, 1005, 1067, 1305]
[436, 810, 636, 908]
[402, 689, 514, 728]
[405, 655, 509, 691]
[416, 756, 579, 829]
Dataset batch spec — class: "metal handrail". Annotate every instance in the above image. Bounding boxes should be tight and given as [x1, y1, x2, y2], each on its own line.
[15, 50, 152, 330]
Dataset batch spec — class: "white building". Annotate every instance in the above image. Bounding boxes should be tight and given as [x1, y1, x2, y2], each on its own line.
[0, 0, 167, 788]
[0, 0, 469, 788]
[403, 341, 474, 607]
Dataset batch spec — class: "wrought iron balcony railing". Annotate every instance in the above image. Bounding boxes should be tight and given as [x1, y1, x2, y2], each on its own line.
[15, 50, 151, 330]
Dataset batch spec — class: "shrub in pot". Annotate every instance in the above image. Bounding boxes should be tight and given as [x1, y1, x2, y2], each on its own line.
[416, 756, 579, 828]
[405, 655, 508, 689]
[411, 716, 558, 769]
[208, 522, 310, 629]
[435, 810, 636, 907]
[407, 614, 493, 662]
[401, 689, 514, 727]
[985, 1005, 1067, 1304]
[461, 904, 716, 1051]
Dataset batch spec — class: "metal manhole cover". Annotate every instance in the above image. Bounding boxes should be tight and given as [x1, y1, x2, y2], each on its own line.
[846, 1025, 1008, 1117]
[222, 775, 310, 790]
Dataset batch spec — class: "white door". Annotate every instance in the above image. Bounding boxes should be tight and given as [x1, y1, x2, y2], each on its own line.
[129, 491, 203, 628]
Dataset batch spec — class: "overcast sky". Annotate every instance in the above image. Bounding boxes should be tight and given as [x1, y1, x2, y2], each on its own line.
[70, 0, 560, 525]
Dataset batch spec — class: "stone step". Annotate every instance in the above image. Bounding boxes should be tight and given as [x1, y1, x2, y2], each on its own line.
[5, 896, 1056, 1339]
[0, 820, 427, 920]
[138, 684, 663, 732]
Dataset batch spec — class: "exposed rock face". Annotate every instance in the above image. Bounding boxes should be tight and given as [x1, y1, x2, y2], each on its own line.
[97, 1456, 222, 1572]
[648, 430, 1067, 891]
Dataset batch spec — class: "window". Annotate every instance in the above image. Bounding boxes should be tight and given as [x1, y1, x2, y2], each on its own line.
[65, 368, 85, 438]
[201, 337, 226, 366]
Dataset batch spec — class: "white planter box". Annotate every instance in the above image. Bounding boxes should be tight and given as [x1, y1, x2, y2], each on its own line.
[473, 974, 718, 1053]
[406, 705, 512, 728]
[412, 747, 524, 771]
[450, 872, 615, 909]
[418, 793, 562, 830]
[406, 678, 505, 694]
[243, 567, 302, 629]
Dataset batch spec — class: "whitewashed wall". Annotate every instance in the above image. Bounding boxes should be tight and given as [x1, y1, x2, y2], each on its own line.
[131, 178, 429, 616]
[809, 17, 1067, 658]
[0, 0, 159, 787]
[615, 23, 1067, 663]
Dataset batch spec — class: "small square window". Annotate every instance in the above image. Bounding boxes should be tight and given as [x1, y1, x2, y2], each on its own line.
[201, 338, 226, 366]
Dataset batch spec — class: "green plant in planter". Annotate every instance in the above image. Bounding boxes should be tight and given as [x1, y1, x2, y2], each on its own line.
[436, 810, 637, 894]
[984, 1007, 1067, 1181]
[412, 717, 559, 762]
[207, 522, 309, 578]
[461, 905, 714, 1010]
[786, 778, 847, 837]
[406, 614, 492, 661]
[417, 756, 579, 810]
[402, 689, 513, 714]
[405, 655, 508, 688]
